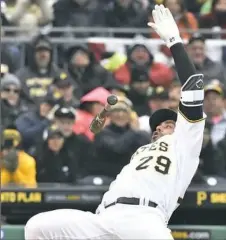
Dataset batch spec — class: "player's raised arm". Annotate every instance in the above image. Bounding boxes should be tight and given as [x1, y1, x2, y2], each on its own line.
[148, 5, 205, 122]
[148, 5, 206, 162]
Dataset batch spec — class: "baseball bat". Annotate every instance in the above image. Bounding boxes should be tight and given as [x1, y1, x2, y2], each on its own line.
[90, 95, 118, 134]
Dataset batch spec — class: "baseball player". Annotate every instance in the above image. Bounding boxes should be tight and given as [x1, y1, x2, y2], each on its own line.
[25, 5, 206, 240]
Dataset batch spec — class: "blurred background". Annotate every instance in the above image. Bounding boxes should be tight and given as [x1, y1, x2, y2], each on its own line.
[1, 0, 226, 239]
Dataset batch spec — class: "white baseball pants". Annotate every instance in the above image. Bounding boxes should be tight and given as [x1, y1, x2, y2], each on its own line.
[25, 204, 173, 240]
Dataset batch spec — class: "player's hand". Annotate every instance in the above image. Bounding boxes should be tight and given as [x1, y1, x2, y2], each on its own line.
[148, 4, 182, 48]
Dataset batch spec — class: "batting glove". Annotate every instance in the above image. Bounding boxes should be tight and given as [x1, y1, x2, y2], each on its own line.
[148, 4, 182, 48]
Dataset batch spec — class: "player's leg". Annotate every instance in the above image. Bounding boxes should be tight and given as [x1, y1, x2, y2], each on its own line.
[101, 205, 174, 240]
[25, 209, 118, 240]
[115, 215, 173, 240]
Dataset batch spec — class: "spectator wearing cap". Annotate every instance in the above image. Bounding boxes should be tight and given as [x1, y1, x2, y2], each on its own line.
[1, 73, 28, 131]
[126, 69, 153, 116]
[54, 106, 76, 137]
[90, 99, 149, 178]
[204, 83, 226, 146]
[15, 95, 57, 152]
[113, 44, 174, 88]
[52, 73, 80, 108]
[187, 34, 226, 86]
[53, 107, 91, 178]
[16, 34, 63, 106]
[34, 125, 80, 183]
[65, 45, 117, 97]
[73, 87, 111, 141]
[149, 86, 169, 113]
[1, 127, 37, 188]
[139, 86, 170, 133]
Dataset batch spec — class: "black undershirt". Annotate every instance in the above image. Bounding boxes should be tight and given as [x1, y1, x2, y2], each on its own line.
[170, 43, 203, 121]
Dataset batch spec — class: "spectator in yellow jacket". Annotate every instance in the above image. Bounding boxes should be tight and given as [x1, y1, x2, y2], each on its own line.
[1, 128, 37, 188]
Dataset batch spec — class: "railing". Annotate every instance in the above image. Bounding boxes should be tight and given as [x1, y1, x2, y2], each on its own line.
[2, 26, 226, 35]
[1, 27, 226, 66]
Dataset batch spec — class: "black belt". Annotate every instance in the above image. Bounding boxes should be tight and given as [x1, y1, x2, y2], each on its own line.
[105, 197, 158, 209]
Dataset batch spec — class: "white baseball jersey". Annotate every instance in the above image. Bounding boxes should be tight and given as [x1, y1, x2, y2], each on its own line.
[98, 111, 206, 222]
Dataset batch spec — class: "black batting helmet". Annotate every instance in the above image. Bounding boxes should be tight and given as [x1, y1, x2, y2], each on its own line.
[149, 109, 177, 132]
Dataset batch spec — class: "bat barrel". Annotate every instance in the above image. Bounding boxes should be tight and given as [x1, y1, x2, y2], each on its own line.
[107, 95, 118, 106]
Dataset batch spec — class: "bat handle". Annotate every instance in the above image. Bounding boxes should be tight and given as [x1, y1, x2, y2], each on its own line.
[89, 113, 107, 134]
[99, 105, 111, 119]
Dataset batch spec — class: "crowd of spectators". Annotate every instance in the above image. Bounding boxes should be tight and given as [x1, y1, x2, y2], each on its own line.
[1, 0, 226, 188]
[1, 0, 226, 38]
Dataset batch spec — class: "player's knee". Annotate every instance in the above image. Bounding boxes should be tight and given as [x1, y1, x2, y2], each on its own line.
[25, 212, 47, 240]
